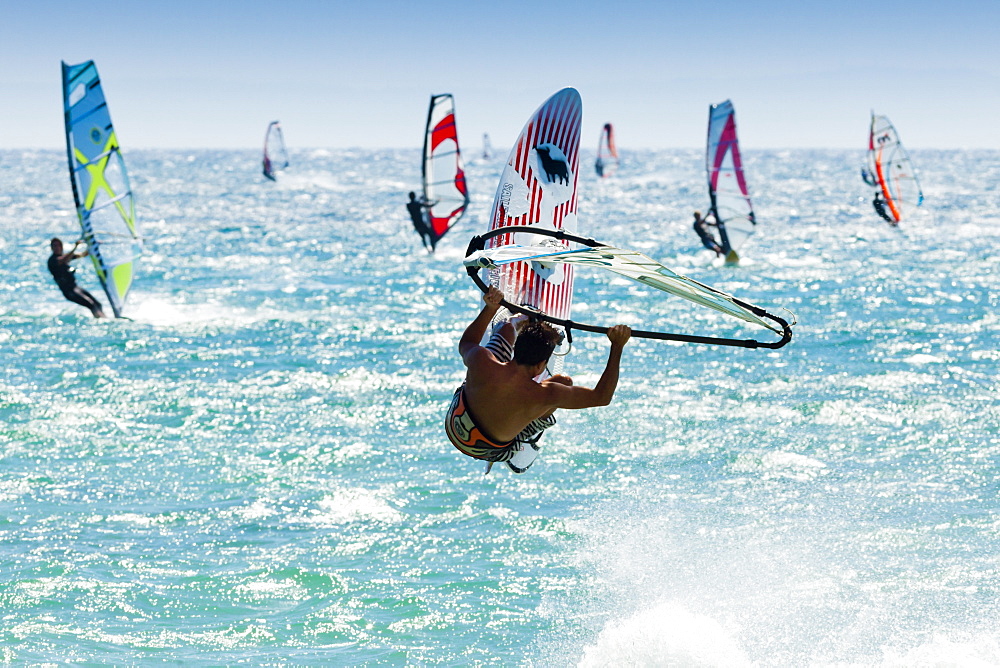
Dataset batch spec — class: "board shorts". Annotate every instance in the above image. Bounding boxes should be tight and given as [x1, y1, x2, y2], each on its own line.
[445, 327, 556, 473]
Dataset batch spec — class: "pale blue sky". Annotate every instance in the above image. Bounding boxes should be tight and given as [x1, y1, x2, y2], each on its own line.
[2, 0, 997, 149]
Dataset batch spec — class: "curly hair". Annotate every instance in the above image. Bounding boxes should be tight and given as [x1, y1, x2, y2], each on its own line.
[513, 321, 564, 366]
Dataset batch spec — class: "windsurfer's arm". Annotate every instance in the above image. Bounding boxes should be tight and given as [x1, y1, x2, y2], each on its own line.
[57, 242, 87, 264]
[458, 287, 504, 364]
[543, 325, 631, 409]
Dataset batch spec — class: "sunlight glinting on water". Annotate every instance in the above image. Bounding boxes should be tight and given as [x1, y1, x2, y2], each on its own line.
[1, 147, 998, 665]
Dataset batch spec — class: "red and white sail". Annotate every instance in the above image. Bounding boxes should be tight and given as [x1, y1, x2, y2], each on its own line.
[422, 94, 469, 249]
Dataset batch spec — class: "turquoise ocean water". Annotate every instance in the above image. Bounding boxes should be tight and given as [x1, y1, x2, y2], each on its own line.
[1, 148, 998, 665]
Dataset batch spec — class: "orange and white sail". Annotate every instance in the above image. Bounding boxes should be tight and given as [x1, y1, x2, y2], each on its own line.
[865, 112, 923, 224]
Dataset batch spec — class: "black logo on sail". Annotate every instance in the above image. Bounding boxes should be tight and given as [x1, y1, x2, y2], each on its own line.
[535, 146, 569, 186]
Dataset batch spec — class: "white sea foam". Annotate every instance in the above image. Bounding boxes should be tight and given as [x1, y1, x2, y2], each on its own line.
[578, 602, 751, 667]
[730, 450, 828, 481]
[296, 487, 403, 526]
[881, 634, 1000, 667]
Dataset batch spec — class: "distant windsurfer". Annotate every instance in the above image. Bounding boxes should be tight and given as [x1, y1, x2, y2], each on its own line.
[693, 211, 724, 256]
[872, 194, 896, 225]
[47, 238, 105, 318]
[406, 191, 435, 251]
[446, 286, 631, 473]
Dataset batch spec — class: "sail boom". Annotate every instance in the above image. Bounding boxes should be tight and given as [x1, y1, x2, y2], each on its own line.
[466, 242, 781, 334]
[464, 226, 793, 348]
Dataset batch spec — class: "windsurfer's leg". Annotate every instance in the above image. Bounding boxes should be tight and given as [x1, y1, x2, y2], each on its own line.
[62, 288, 91, 309]
[65, 287, 105, 318]
[417, 213, 434, 248]
[410, 213, 432, 249]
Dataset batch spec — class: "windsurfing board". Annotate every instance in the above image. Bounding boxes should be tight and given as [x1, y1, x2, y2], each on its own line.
[484, 87, 582, 473]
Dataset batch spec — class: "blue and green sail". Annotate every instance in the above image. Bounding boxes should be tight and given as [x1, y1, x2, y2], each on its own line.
[61, 60, 141, 318]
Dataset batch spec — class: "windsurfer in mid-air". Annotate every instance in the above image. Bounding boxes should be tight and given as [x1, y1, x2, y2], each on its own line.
[693, 211, 724, 256]
[446, 286, 631, 473]
[406, 192, 436, 251]
[872, 193, 896, 225]
[47, 238, 105, 318]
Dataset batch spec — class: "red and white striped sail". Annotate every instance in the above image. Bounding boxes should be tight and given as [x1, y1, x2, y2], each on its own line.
[486, 88, 582, 321]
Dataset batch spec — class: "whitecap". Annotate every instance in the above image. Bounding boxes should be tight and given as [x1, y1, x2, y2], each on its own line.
[578, 602, 751, 668]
